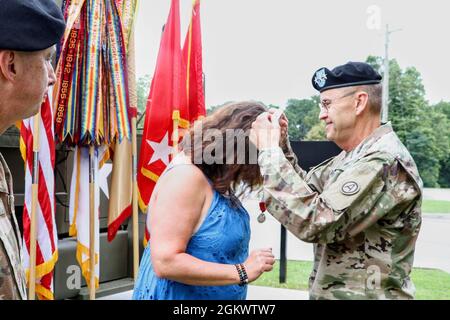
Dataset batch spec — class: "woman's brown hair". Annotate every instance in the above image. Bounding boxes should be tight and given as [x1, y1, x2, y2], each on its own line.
[180, 101, 267, 202]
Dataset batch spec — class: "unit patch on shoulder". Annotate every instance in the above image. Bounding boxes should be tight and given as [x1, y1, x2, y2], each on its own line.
[341, 181, 360, 195]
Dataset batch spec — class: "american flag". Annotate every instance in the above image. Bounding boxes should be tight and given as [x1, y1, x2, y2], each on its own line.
[20, 96, 58, 300]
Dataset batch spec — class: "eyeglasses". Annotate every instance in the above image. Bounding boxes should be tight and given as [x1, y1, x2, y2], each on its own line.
[319, 90, 357, 112]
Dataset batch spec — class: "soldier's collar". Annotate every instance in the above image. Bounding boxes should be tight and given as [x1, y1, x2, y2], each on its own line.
[371, 122, 394, 140]
[345, 122, 393, 159]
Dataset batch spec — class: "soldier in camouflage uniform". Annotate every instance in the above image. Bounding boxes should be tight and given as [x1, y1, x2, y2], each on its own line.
[250, 62, 423, 300]
[0, 153, 27, 300]
[0, 0, 65, 299]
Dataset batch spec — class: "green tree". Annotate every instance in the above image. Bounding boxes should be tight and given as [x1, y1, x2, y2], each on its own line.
[432, 101, 450, 187]
[366, 56, 450, 187]
[136, 75, 152, 129]
[305, 122, 326, 140]
[434, 101, 450, 119]
[438, 157, 450, 188]
[137, 74, 151, 115]
[284, 96, 321, 140]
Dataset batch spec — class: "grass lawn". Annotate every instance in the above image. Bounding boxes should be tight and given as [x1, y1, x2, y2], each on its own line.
[253, 260, 450, 300]
[422, 200, 450, 214]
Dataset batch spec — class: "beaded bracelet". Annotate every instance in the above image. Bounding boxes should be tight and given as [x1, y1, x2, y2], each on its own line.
[234, 264, 244, 285]
[235, 264, 249, 287]
[239, 263, 248, 283]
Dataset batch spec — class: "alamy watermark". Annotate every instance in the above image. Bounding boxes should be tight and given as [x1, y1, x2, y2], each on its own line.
[366, 265, 382, 290]
[180, 122, 284, 166]
[66, 264, 82, 290]
[366, 5, 382, 30]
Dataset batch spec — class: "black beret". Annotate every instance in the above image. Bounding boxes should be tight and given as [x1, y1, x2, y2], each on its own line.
[312, 61, 382, 93]
[0, 0, 66, 51]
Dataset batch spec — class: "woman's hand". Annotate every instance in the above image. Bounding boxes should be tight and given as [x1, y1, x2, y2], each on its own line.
[243, 248, 276, 282]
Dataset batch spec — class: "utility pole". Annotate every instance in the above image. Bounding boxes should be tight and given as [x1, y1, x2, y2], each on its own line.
[382, 24, 402, 123]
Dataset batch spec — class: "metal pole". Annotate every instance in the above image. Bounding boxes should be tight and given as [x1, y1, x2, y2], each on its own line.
[127, 21, 140, 281]
[132, 118, 139, 280]
[279, 225, 287, 283]
[382, 25, 402, 123]
[28, 112, 40, 300]
[89, 145, 96, 300]
[382, 24, 390, 123]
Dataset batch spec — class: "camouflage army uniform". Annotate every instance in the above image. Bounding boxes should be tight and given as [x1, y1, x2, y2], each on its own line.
[0, 152, 27, 300]
[259, 123, 423, 300]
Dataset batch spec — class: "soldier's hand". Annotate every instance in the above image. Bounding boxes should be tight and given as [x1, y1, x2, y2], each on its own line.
[250, 112, 281, 150]
[268, 108, 289, 148]
[243, 248, 276, 282]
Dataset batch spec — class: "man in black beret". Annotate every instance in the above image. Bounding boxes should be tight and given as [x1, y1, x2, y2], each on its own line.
[0, 0, 65, 300]
[251, 61, 423, 299]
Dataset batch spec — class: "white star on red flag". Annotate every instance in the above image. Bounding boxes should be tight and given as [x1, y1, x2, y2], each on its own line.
[146, 132, 173, 166]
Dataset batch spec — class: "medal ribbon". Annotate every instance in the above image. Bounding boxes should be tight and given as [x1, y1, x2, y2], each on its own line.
[54, 2, 86, 144]
[80, 0, 103, 144]
[105, 0, 131, 142]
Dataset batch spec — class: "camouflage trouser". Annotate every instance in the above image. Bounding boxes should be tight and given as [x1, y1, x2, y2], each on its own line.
[0, 241, 21, 300]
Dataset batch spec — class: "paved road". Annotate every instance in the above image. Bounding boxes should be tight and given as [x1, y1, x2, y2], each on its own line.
[98, 286, 309, 300]
[245, 199, 450, 274]
[414, 215, 450, 273]
[423, 188, 450, 201]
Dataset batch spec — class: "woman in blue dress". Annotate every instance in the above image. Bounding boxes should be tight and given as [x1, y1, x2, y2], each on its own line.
[133, 101, 276, 300]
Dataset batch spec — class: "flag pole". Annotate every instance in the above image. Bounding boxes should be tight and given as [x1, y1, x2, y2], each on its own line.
[28, 111, 40, 300]
[172, 116, 179, 157]
[131, 118, 139, 279]
[126, 23, 140, 280]
[89, 144, 96, 300]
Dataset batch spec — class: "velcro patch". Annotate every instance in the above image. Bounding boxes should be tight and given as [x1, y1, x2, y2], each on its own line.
[341, 181, 360, 195]
[320, 158, 386, 212]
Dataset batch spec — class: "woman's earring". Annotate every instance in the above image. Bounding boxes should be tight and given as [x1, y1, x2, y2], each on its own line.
[257, 201, 266, 223]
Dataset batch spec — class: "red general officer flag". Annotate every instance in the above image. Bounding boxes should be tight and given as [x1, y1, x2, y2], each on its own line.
[137, 0, 189, 215]
[183, 0, 206, 121]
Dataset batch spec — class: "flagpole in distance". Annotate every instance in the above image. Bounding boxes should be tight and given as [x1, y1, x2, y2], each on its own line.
[28, 111, 40, 300]
[124, 17, 140, 279]
[89, 144, 96, 300]
[131, 118, 139, 280]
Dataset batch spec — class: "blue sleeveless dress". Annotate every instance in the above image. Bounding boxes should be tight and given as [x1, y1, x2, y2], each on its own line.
[132, 180, 250, 300]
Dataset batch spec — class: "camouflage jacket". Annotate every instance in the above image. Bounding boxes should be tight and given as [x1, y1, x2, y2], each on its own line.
[0, 152, 27, 300]
[259, 123, 423, 300]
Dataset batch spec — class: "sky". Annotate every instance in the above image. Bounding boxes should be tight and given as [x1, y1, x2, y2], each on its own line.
[134, 0, 450, 108]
